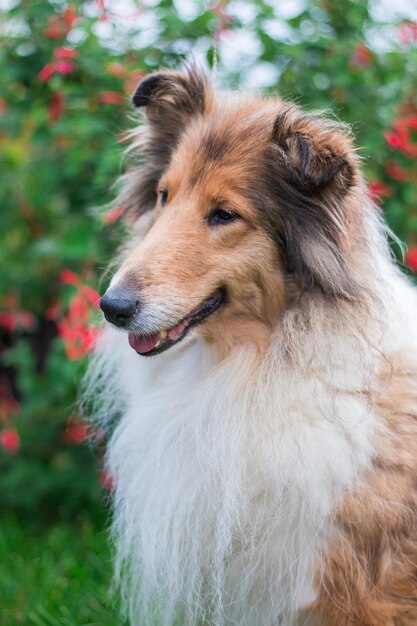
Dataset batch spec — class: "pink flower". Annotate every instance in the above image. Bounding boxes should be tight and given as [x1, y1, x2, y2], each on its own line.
[405, 245, 417, 272]
[38, 60, 75, 82]
[0, 428, 20, 454]
[397, 21, 417, 45]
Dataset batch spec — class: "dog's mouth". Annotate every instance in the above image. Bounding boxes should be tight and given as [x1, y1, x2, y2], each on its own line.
[128, 288, 226, 357]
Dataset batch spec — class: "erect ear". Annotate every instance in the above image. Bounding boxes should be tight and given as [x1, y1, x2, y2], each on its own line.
[267, 107, 361, 300]
[115, 67, 209, 218]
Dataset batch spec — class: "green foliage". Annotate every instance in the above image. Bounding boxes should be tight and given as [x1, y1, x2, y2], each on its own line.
[0, 0, 416, 517]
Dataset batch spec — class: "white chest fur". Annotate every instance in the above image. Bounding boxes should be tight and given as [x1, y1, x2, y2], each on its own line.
[94, 324, 375, 626]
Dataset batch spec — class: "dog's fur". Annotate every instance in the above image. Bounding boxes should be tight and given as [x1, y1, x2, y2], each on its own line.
[86, 68, 417, 626]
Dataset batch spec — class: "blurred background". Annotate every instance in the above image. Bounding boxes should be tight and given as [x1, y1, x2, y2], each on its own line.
[1, 0, 417, 624]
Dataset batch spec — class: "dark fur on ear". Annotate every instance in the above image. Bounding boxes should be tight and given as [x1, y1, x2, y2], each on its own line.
[272, 110, 354, 191]
[258, 107, 360, 300]
[116, 67, 209, 217]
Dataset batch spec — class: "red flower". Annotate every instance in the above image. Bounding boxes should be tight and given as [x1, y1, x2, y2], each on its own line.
[39, 63, 56, 82]
[64, 418, 89, 444]
[368, 181, 391, 200]
[48, 92, 65, 124]
[59, 268, 80, 286]
[58, 282, 101, 360]
[0, 313, 14, 332]
[63, 5, 78, 28]
[54, 47, 78, 59]
[385, 160, 410, 181]
[0, 310, 34, 332]
[385, 116, 417, 157]
[384, 129, 408, 150]
[55, 60, 75, 74]
[39, 60, 75, 81]
[44, 17, 64, 39]
[80, 285, 100, 309]
[102, 206, 125, 224]
[405, 245, 417, 272]
[0, 429, 20, 454]
[99, 91, 125, 105]
[350, 43, 373, 69]
[44, 6, 77, 39]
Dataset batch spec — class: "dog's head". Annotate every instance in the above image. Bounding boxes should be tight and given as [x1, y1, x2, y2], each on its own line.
[101, 68, 362, 356]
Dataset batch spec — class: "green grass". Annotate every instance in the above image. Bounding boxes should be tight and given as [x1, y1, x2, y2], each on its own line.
[0, 514, 125, 626]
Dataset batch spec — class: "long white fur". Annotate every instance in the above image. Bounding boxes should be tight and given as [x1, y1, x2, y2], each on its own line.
[86, 206, 417, 626]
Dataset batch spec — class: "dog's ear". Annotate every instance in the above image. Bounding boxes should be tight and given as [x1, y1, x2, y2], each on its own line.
[267, 108, 360, 300]
[271, 109, 354, 192]
[117, 68, 209, 218]
[132, 68, 208, 146]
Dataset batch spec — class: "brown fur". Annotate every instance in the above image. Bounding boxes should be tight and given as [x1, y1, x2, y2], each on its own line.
[310, 354, 417, 625]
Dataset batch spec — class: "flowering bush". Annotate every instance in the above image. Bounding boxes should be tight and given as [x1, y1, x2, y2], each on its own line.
[1, 0, 416, 516]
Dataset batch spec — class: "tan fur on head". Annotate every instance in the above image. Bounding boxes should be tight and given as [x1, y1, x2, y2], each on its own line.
[112, 67, 369, 358]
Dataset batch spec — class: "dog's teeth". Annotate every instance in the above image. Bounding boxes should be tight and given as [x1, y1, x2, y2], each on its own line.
[159, 330, 167, 340]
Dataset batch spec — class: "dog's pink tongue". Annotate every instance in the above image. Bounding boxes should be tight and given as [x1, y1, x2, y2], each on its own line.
[128, 332, 159, 354]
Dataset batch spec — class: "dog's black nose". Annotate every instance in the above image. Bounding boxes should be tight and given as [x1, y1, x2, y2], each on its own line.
[100, 289, 138, 327]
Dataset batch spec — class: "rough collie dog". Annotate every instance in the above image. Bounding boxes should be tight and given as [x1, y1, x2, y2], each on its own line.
[86, 68, 417, 626]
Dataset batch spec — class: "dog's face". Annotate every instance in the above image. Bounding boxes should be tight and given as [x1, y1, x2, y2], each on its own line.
[101, 69, 360, 357]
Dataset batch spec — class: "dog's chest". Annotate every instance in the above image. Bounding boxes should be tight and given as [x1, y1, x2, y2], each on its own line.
[108, 335, 374, 625]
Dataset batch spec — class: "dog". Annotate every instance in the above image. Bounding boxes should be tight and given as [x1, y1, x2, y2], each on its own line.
[87, 67, 417, 625]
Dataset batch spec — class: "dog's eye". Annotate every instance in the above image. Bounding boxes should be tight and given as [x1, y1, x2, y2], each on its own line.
[208, 209, 239, 226]
[159, 189, 168, 206]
